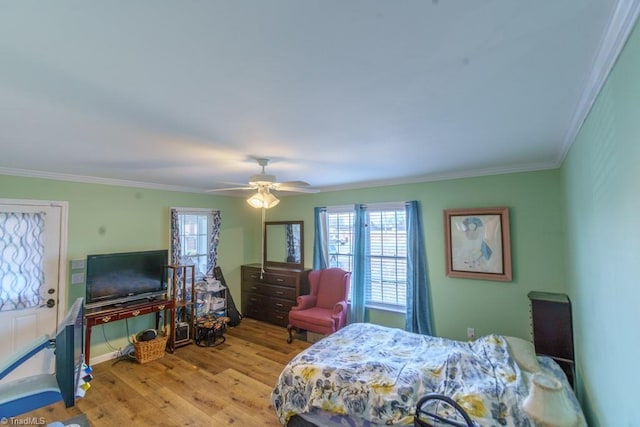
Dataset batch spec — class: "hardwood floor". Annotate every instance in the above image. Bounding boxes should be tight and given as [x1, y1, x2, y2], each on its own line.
[23, 318, 310, 426]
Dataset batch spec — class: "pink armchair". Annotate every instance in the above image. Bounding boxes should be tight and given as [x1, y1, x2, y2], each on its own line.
[287, 268, 351, 343]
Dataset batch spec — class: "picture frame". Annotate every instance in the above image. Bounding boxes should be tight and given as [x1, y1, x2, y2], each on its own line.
[443, 207, 512, 281]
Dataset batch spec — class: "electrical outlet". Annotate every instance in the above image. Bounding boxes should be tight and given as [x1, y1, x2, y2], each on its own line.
[467, 327, 475, 340]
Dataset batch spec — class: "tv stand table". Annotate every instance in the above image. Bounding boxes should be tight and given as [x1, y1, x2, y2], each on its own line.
[84, 298, 174, 365]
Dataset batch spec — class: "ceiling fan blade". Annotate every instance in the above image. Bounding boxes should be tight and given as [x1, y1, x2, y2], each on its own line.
[277, 180, 311, 187]
[273, 185, 320, 193]
[205, 186, 254, 192]
[217, 181, 256, 187]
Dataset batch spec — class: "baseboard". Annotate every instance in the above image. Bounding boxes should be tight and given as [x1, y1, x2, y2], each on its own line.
[89, 344, 135, 366]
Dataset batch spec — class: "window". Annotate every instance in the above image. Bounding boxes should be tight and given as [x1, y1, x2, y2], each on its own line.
[0, 212, 44, 311]
[327, 204, 407, 310]
[327, 209, 354, 272]
[367, 208, 407, 308]
[173, 210, 216, 279]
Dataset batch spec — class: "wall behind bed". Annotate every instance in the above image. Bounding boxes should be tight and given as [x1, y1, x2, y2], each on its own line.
[263, 168, 566, 342]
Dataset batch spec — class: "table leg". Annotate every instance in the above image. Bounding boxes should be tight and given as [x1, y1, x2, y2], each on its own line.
[84, 323, 92, 366]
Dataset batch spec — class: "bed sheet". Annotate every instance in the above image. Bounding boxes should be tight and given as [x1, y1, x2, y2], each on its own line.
[272, 323, 585, 426]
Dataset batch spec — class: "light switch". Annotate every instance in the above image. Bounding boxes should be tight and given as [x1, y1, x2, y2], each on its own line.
[71, 259, 85, 270]
[71, 272, 85, 285]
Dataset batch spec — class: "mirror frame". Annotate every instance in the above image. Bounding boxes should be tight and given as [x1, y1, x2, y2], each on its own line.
[264, 220, 304, 270]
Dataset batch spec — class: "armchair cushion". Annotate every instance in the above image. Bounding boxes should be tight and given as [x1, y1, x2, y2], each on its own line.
[290, 307, 337, 330]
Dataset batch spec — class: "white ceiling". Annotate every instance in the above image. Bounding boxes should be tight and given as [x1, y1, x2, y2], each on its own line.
[1, 1, 638, 194]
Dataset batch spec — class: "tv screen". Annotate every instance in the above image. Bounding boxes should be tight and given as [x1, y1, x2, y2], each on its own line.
[85, 249, 168, 308]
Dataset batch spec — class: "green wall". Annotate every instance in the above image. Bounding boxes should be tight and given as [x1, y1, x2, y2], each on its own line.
[2, 167, 566, 359]
[561, 19, 640, 426]
[0, 174, 256, 359]
[266, 169, 566, 341]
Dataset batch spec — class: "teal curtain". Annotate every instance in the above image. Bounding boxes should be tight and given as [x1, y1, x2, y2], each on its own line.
[405, 200, 433, 335]
[349, 204, 368, 324]
[313, 207, 328, 269]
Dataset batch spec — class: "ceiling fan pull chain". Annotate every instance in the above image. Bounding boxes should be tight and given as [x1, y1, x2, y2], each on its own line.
[260, 206, 266, 279]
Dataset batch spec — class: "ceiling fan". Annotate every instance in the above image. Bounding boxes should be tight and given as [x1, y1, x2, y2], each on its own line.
[208, 158, 318, 208]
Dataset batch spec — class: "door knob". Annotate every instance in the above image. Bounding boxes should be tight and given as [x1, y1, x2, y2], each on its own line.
[46, 299, 56, 308]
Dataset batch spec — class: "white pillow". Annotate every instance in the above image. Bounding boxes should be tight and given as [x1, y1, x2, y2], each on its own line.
[504, 336, 541, 373]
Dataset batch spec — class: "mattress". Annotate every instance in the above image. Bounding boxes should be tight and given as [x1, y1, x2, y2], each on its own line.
[272, 322, 585, 426]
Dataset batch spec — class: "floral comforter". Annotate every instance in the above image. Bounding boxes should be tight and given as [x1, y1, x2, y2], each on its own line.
[273, 323, 531, 426]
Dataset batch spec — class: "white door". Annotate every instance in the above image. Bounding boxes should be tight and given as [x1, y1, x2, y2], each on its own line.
[0, 200, 67, 383]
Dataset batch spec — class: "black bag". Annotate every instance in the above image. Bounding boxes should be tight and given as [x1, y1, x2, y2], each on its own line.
[214, 266, 243, 327]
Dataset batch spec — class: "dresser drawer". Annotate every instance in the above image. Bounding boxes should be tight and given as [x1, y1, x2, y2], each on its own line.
[242, 267, 263, 282]
[242, 267, 296, 287]
[243, 304, 267, 321]
[269, 285, 296, 300]
[118, 305, 153, 319]
[270, 296, 296, 312]
[243, 292, 268, 307]
[263, 272, 296, 287]
[242, 281, 262, 294]
[242, 292, 268, 320]
[242, 282, 296, 300]
[152, 301, 171, 311]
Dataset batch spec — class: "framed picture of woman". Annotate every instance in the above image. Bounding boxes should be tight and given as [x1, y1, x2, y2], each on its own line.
[443, 207, 512, 281]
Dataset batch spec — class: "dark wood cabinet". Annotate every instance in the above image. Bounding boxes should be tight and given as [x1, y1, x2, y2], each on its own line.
[527, 291, 575, 387]
[241, 264, 310, 327]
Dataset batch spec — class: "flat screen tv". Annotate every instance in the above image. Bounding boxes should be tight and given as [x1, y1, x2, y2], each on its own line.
[85, 249, 168, 309]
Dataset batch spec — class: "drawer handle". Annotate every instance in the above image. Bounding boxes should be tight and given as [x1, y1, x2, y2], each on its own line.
[251, 286, 258, 291]
[157, 305, 165, 310]
[275, 303, 283, 308]
[101, 316, 112, 323]
[275, 291, 284, 295]
[250, 274, 258, 279]
[276, 278, 284, 282]
[250, 297, 258, 302]
[132, 310, 141, 316]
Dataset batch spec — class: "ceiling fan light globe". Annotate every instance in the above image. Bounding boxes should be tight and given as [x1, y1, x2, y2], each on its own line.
[263, 192, 280, 208]
[247, 193, 265, 208]
[246, 190, 280, 209]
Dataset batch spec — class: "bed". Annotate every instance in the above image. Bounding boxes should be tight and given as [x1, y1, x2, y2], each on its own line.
[272, 323, 586, 426]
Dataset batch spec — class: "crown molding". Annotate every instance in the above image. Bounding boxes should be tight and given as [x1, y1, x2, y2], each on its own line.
[558, 0, 640, 164]
[316, 161, 560, 193]
[1, 160, 561, 196]
[0, 167, 206, 194]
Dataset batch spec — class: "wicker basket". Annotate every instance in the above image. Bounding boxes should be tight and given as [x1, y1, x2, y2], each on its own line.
[132, 331, 168, 364]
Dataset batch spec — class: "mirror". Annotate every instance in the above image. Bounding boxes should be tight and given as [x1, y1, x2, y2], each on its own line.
[264, 221, 304, 269]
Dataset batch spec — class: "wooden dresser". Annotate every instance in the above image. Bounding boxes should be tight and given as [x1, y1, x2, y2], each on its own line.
[528, 291, 575, 387]
[241, 264, 310, 327]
